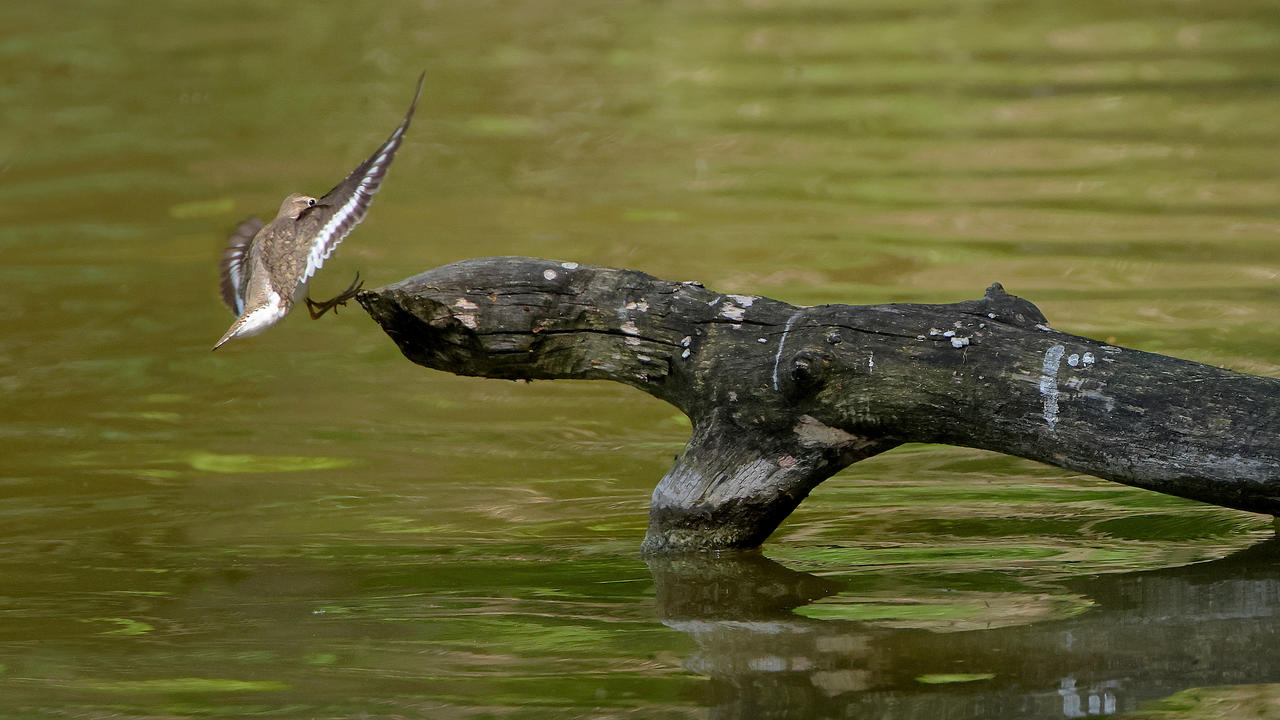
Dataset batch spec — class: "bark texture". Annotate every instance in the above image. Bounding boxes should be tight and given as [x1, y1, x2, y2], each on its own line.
[357, 256, 1280, 552]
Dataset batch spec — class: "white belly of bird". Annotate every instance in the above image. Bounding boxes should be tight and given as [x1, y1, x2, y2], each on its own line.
[235, 290, 289, 338]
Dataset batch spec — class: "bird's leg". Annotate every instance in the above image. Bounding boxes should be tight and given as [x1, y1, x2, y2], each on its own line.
[305, 271, 364, 319]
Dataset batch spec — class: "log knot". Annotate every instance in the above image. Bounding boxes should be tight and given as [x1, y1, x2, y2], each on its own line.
[956, 282, 1049, 329]
[789, 349, 829, 394]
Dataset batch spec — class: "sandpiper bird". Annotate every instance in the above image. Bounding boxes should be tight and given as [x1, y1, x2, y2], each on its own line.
[214, 73, 424, 350]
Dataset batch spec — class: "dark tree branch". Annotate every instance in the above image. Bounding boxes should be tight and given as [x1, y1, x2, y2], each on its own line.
[357, 257, 1280, 552]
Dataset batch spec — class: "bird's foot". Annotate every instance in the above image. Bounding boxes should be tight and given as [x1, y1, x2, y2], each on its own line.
[305, 271, 364, 319]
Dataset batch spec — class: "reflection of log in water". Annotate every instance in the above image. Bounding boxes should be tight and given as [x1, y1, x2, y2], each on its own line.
[646, 540, 1280, 719]
[360, 258, 1280, 552]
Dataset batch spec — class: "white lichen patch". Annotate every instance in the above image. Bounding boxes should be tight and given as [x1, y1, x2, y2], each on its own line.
[757, 337, 767, 344]
[680, 336, 692, 347]
[453, 298, 479, 311]
[728, 391, 738, 402]
[625, 300, 650, 312]
[1039, 344, 1065, 430]
[457, 314, 478, 329]
[681, 348, 691, 359]
[543, 269, 558, 280]
[950, 336, 969, 348]
[1035, 323, 1055, 332]
[943, 330, 956, 338]
[727, 294, 756, 307]
[929, 328, 943, 336]
[1067, 352, 1096, 368]
[620, 321, 640, 336]
[720, 303, 746, 321]
[770, 310, 804, 392]
[987, 313, 997, 319]
[560, 261, 579, 269]
[625, 336, 641, 346]
[1066, 378, 1116, 411]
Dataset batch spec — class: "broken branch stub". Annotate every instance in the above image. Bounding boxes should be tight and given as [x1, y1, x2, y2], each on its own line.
[357, 256, 1280, 552]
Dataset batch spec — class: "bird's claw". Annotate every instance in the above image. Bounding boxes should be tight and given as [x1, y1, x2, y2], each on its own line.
[305, 271, 364, 319]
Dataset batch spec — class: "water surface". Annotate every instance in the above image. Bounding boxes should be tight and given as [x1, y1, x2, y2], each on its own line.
[3, 0, 1280, 717]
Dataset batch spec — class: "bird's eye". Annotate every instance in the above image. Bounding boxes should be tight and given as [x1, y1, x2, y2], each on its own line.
[307, 198, 316, 207]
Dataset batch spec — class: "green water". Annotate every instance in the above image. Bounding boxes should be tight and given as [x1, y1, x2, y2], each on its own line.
[4, 1, 1280, 717]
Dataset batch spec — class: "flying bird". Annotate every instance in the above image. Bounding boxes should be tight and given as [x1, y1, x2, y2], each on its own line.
[214, 73, 424, 350]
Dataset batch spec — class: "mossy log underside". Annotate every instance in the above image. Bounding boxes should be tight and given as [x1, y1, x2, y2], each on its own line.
[357, 257, 1280, 552]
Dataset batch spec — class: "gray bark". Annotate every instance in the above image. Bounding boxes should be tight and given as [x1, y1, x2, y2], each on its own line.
[356, 256, 1280, 552]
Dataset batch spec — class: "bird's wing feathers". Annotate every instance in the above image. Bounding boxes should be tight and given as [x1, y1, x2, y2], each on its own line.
[294, 72, 425, 284]
[220, 216, 264, 315]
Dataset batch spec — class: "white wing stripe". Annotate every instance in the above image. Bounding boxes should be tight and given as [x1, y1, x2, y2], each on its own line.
[299, 87, 415, 282]
[229, 249, 246, 314]
[301, 136, 402, 281]
[303, 189, 364, 280]
[303, 172, 378, 279]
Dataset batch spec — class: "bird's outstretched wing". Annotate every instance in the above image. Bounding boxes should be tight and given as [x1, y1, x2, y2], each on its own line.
[220, 216, 264, 315]
[293, 72, 425, 285]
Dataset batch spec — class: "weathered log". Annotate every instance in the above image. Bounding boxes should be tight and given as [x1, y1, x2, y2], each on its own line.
[356, 256, 1280, 552]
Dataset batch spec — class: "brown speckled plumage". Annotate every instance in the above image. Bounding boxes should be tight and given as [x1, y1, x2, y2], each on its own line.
[214, 73, 424, 350]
